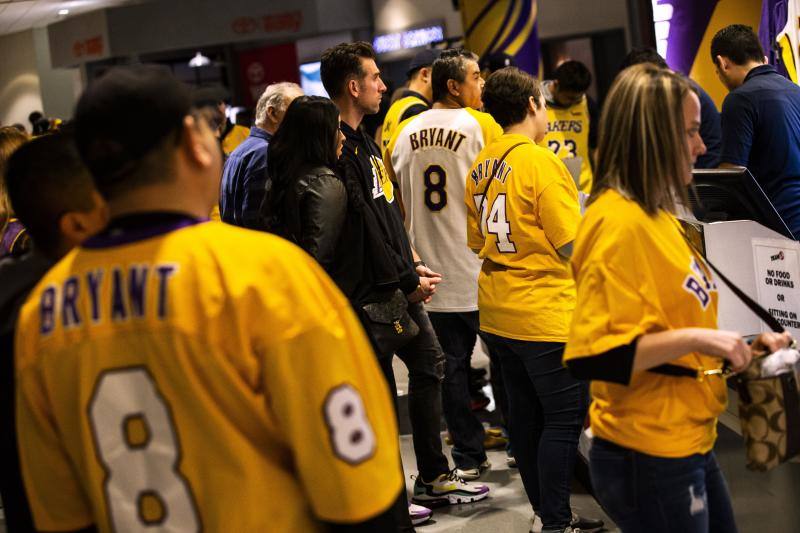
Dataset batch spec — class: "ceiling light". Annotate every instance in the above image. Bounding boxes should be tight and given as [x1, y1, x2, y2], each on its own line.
[58, 9, 69, 16]
[189, 52, 211, 68]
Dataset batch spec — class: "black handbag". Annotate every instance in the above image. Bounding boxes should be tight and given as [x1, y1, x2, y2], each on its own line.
[361, 289, 419, 355]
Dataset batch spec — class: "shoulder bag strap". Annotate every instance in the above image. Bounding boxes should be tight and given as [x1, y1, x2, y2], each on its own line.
[475, 141, 528, 232]
[649, 226, 785, 379]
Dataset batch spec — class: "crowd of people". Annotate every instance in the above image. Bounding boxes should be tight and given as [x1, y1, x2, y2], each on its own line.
[0, 21, 798, 533]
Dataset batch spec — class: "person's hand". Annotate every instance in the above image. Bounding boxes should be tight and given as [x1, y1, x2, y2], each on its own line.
[751, 331, 794, 356]
[694, 329, 752, 373]
[407, 277, 438, 304]
[415, 264, 442, 284]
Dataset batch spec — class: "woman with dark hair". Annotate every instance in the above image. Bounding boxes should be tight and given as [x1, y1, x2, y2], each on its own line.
[261, 95, 346, 271]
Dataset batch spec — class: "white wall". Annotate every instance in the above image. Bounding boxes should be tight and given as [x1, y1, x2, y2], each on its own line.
[32, 27, 81, 120]
[0, 30, 43, 130]
[371, 0, 464, 38]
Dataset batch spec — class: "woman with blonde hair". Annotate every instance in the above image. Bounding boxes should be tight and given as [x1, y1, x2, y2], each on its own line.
[0, 127, 30, 258]
[563, 63, 791, 532]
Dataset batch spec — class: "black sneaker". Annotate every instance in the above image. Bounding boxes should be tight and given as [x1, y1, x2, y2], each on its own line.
[571, 512, 604, 532]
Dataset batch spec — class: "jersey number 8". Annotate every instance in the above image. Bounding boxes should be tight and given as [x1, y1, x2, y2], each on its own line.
[89, 368, 200, 532]
[423, 165, 447, 211]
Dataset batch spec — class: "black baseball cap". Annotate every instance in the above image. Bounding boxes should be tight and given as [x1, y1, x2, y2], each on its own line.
[74, 64, 191, 185]
[407, 48, 442, 77]
[480, 52, 517, 73]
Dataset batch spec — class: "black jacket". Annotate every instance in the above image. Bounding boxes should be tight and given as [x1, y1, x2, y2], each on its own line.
[282, 165, 347, 272]
[0, 250, 53, 532]
[339, 122, 419, 296]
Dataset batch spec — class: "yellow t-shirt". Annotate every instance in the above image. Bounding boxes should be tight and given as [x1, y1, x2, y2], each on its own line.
[564, 189, 727, 458]
[380, 94, 428, 149]
[15, 220, 401, 532]
[542, 96, 593, 194]
[465, 133, 581, 341]
[222, 124, 250, 156]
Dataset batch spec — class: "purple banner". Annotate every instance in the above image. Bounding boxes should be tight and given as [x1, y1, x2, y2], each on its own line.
[760, 0, 791, 78]
[655, 0, 719, 75]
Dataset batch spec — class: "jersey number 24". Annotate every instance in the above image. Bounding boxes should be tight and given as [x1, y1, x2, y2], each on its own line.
[474, 193, 516, 253]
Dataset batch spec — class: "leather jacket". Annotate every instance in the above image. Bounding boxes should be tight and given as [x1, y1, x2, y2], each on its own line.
[283, 165, 347, 270]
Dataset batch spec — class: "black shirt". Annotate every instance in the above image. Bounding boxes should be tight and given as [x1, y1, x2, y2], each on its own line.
[339, 121, 419, 297]
[0, 250, 54, 533]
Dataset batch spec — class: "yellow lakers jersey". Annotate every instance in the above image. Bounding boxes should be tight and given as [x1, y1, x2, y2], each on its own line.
[15, 219, 401, 532]
[386, 107, 502, 312]
[222, 124, 250, 156]
[380, 94, 429, 149]
[564, 189, 726, 458]
[465, 133, 581, 341]
[541, 87, 593, 194]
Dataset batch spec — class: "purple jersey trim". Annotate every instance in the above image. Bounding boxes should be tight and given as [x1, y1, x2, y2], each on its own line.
[82, 215, 208, 249]
[1, 219, 27, 256]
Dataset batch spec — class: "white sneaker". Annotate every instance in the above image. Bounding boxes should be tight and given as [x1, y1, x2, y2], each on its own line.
[408, 503, 432, 525]
[456, 459, 491, 480]
[412, 469, 490, 506]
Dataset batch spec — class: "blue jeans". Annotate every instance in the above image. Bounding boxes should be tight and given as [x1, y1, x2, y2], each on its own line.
[428, 311, 488, 470]
[590, 437, 737, 533]
[377, 301, 450, 481]
[484, 334, 589, 530]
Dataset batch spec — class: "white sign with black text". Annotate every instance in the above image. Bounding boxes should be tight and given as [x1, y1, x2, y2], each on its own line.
[752, 238, 800, 337]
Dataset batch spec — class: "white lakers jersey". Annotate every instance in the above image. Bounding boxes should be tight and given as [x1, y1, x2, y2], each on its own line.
[386, 107, 503, 312]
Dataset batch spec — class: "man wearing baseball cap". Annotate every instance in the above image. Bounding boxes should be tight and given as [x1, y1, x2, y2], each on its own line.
[378, 48, 442, 148]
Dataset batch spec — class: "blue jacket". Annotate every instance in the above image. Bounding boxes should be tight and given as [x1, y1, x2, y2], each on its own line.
[219, 127, 271, 229]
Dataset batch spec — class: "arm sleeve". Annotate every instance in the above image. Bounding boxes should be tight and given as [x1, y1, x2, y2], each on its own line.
[537, 163, 582, 250]
[719, 93, 755, 166]
[298, 175, 347, 270]
[465, 173, 484, 254]
[566, 338, 637, 385]
[564, 256, 662, 360]
[258, 255, 403, 524]
[15, 329, 94, 532]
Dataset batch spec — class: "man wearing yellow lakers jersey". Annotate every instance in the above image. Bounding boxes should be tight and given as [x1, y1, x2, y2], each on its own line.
[466, 67, 602, 533]
[541, 61, 598, 194]
[378, 49, 441, 150]
[15, 66, 403, 533]
[385, 49, 503, 481]
[563, 64, 790, 533]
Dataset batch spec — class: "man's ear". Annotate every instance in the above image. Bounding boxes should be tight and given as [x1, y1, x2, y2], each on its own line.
[446, 78, 459, 97]
[714, 55, 727, 70]
[528, 95, 538, 115]
[181, 115, 215, 168]
[347, 77, 361, 99]
[420, 66, 432, 84]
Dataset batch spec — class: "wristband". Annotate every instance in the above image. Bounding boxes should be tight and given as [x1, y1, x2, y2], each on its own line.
[414, 260, 427, 268]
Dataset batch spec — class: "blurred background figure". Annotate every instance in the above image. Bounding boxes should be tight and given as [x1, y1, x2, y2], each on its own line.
[0, 127, 31, 259]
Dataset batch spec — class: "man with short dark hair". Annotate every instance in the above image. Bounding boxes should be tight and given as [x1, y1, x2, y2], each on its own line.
[541, 60, 599, 194]
[620, 47, 721, 168]
[15, 65, 403, 533]
[219, 82, 302, 228]
[322, 41, 489, 527]
[384, 48, 504, 483]
[378, 48, 441, 149]
[0, 132, 108, 532]
[713, 24, 800, 237]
